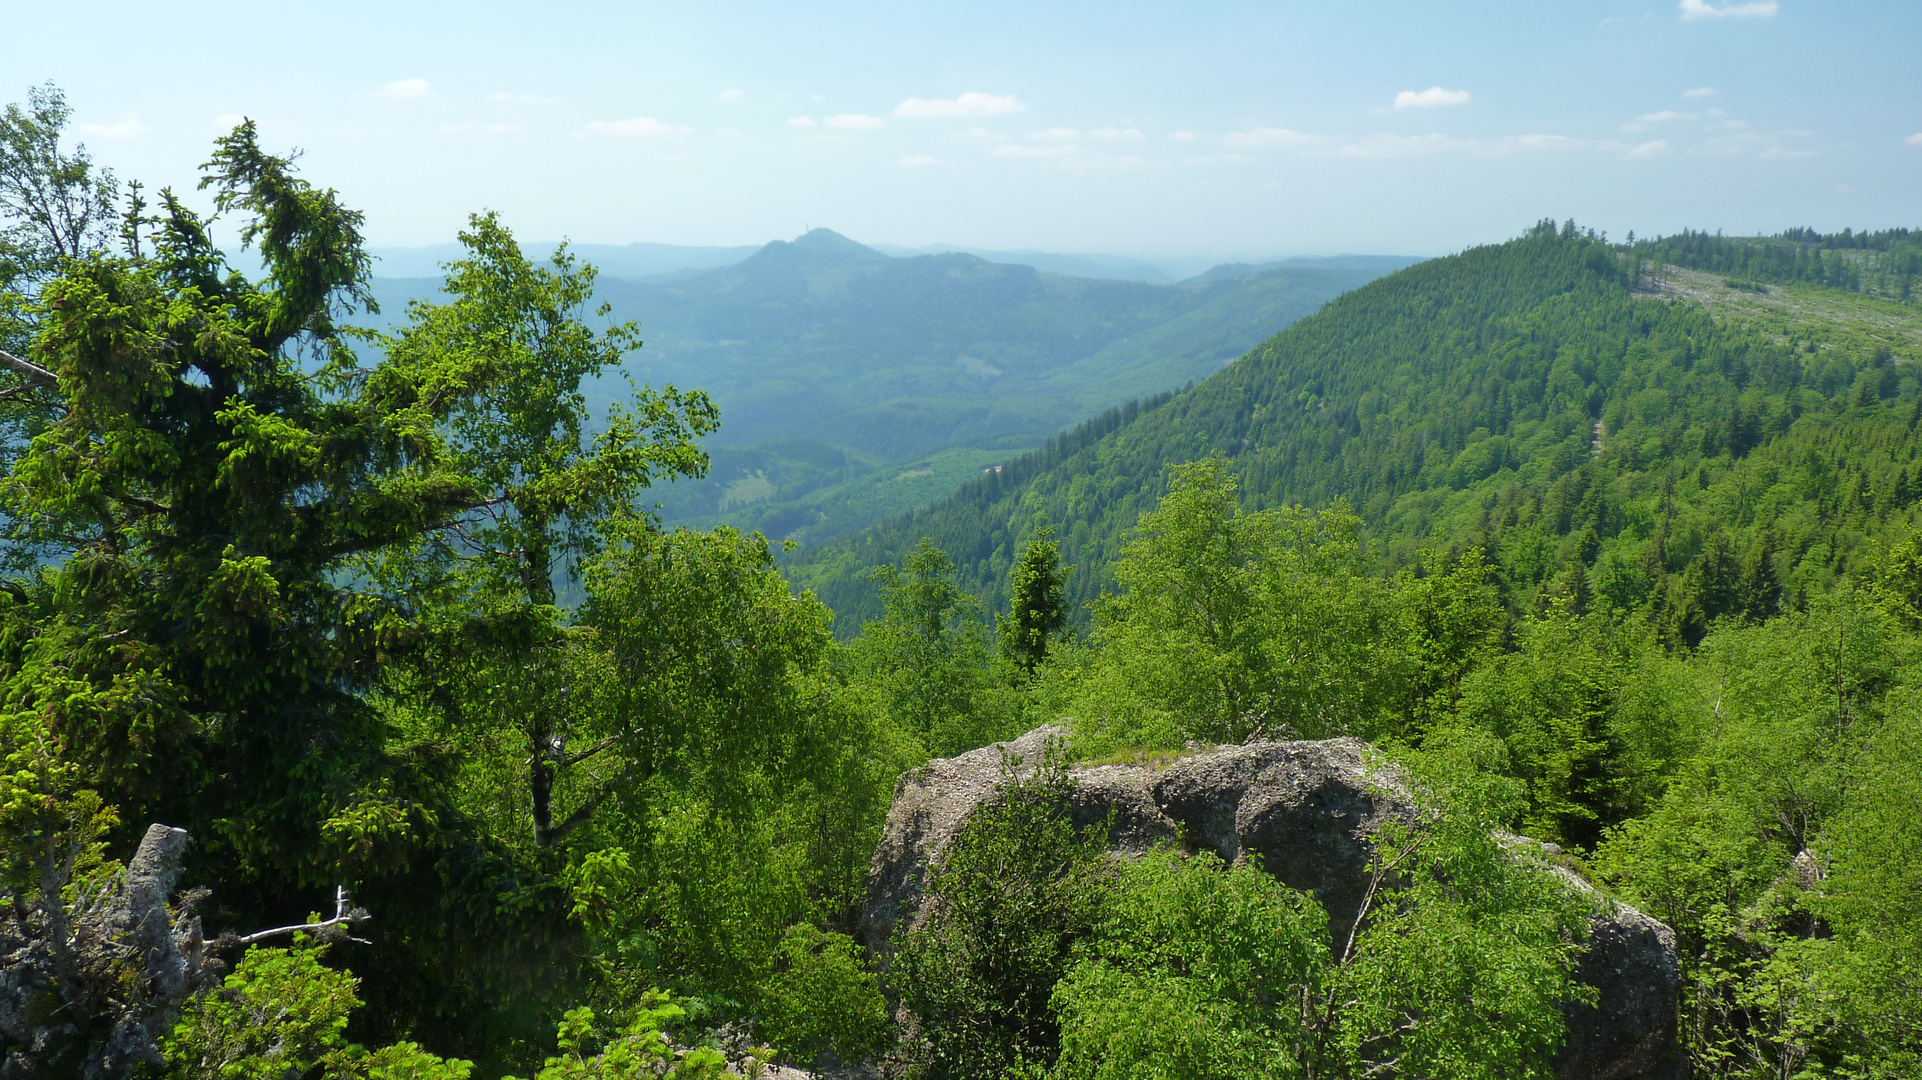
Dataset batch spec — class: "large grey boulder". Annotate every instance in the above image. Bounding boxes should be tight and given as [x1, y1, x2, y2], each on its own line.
[859, 727, 1682, 1080]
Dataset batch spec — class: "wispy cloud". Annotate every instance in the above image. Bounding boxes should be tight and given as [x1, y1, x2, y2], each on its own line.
[1090, 127, 1144, 141]
[1638, 110, 1692, 123]
[1337, 133, 1580, 159]
[787, 116, 818, 128]
[992, 143, 1081, 159]
[1684, 86, 1719, 97]
[1224, 126, 1577, 159]
[1906, 133, 1922, 147]
[1625, 140, 1670, 158]
[1678, 0, 1779, 19]
[716, 88, 746, 103]
[898, 155, 942, 168]
[488, 91, 558, 105]
[76, 115, 149, 140]
[1223, 127, 1320, 149]
[1760, 145, 1817, 158]
[582, 116, 691, 138]
[1028, 127, 1080, 142]
[715, 127, 744, 140]
[380, 77, 433, 100]
[1394, 87, 1471, 109]
[439, 121, 522, 135]
[825, 113, 886, 130]
[895, 92, 1027, 117]
[1169, 130, 1199, 141]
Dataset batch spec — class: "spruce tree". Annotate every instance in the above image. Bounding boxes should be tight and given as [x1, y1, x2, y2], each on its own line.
[997, 526, 1068, 676]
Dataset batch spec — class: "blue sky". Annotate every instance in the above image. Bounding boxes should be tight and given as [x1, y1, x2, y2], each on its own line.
[13, 0, 1920, 259]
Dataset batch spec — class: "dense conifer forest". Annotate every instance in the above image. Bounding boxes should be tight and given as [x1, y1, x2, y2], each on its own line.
[4, 83, 1920, 1080]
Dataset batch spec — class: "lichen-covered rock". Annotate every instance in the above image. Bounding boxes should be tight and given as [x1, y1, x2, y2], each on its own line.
[1, 824, 221, 1080]
[1152, 738, 1414, 943]
[860, 727, 1683, 1080]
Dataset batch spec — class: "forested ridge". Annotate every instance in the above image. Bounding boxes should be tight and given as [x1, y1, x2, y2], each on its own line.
[791, 220, 1922, 637]
[4, 81, 1922, 1080]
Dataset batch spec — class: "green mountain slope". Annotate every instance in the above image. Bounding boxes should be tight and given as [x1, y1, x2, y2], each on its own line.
[595, 229, 1409, 460]
[790, 222, 1922, 636]
[367, 233, 1414, 542]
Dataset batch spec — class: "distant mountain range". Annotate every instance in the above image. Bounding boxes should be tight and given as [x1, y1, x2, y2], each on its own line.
[368, 235, 1413, 287]
[365, 229, 1421, 542]
[367, 240, 761, 282]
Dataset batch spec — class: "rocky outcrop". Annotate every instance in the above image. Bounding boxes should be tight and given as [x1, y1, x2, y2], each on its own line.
[859, 727, 1682, 1080]
[1, 824, 221, 1080]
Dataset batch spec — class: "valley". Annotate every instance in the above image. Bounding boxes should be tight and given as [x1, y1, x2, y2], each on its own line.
[369, 230, 1417, 544]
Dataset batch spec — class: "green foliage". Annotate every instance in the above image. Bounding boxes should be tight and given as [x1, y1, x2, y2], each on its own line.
[1636, 227, 1921, 303]
[1453, 603, 1647, 847]
[796, 225, 1922, 647]
[758, 924, 891, 1068]
[165, 943, 474, 1080]
[1067, 457, 1408, 751]
[902, 742, 1589, 1080]
[511, 999, 727, 1080]
[0, 82, 119, 360]
[891, 743, 1112, 1079]
[843, 538, 1011, 756]
[1049, 849, 1328, 1080]
[167, 944, 365, 1080]
[997, 525, 1069, 676]
[1589, 594, 1922, 1076]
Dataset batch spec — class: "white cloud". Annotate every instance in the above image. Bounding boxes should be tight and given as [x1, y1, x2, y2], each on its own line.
[716, 88, 746, 102]
[1678, 0, 1778, 18]
[787, 116, 817, 128]
[825, 113, 886, 130]
[1761, 145, 1817, 158]
[715, 127, 744, 140]
[1028, 127, 1080, 142]
[964, 126, 1008, 144]
[1637, 110, 1692, 123]
[1090, 127, 1144, 141]
[1394, 87, 1471, 109]
[895, 92, 1027, 117]
[898, 155, 941, 168]
[1906, 133, 1922, 147]
[212, 113, 247, 131]
[582, 116, 691, 138]
[380, 77, 433, 99]
[1625, 140, 1670, 158]
[1223, 127, 1319, 149]
[488, 91, 558, 105]
[1684, 86, 1719, 97]
[77, 115, 149, 140]
[1503, 134, 1583, 153]
[1169, 129, 1198, 141]
[991, 143, 1081, 159]
[1335, 133, 1459, 158]
[438, 121, 522, 135]
[1340, 132, 1581, 158]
